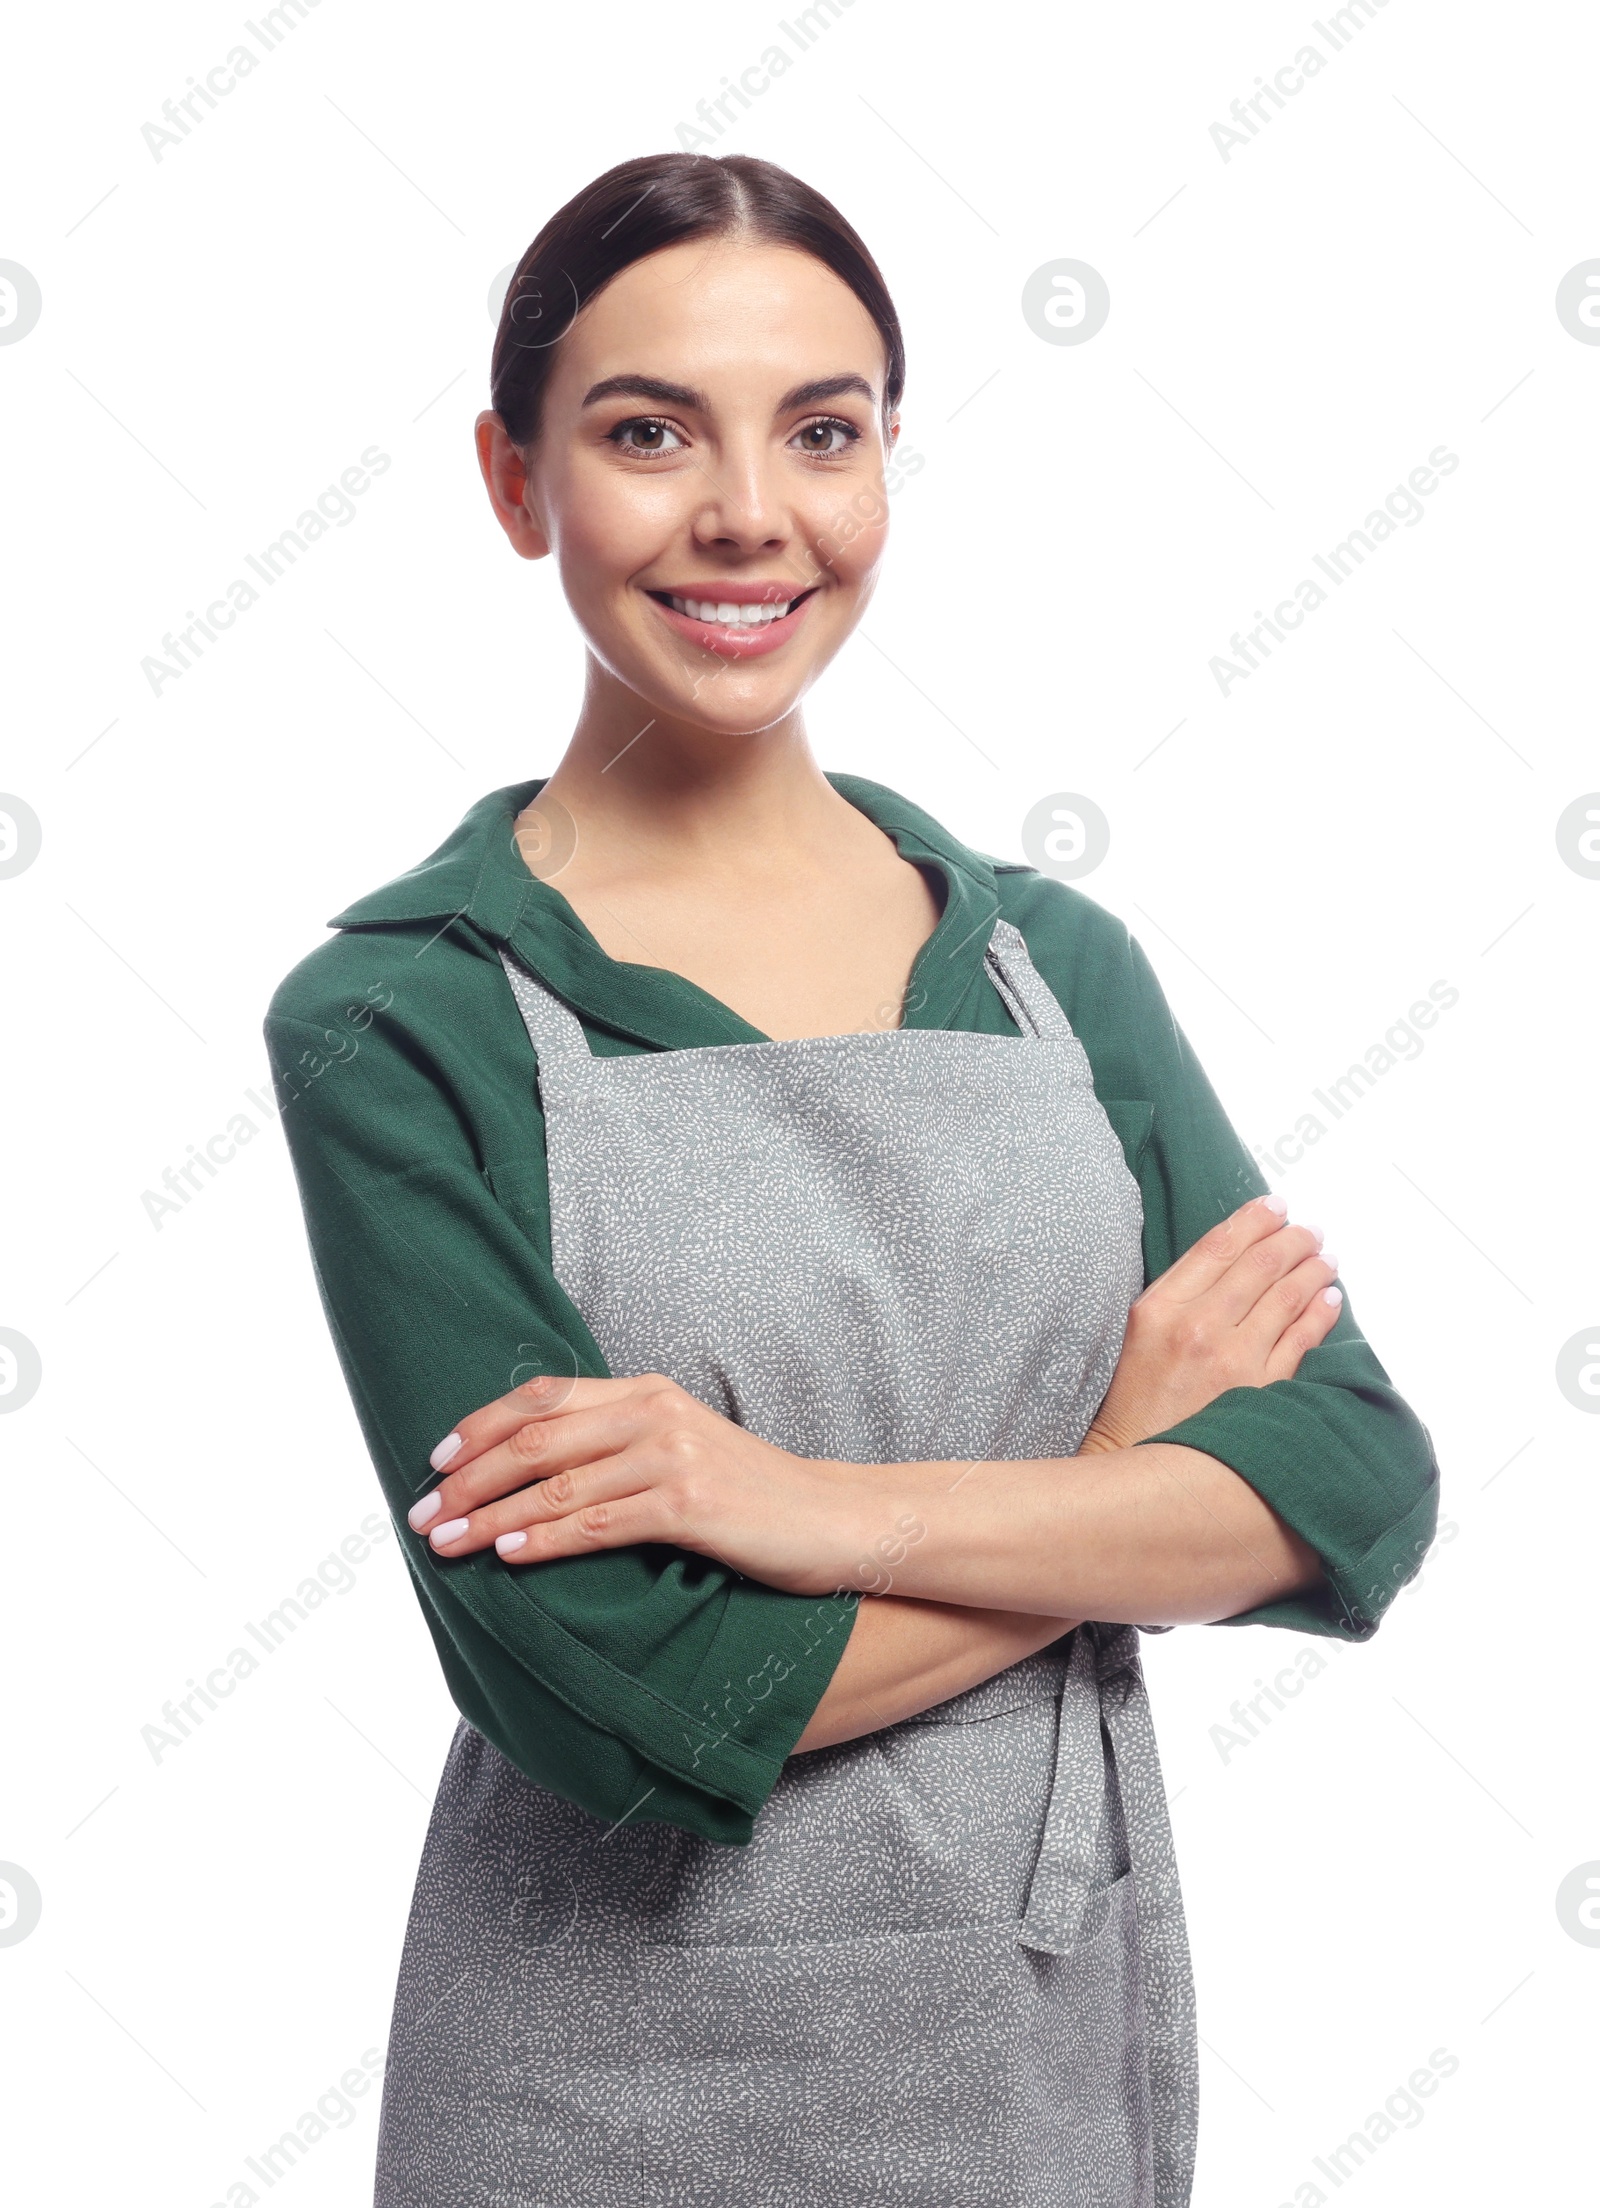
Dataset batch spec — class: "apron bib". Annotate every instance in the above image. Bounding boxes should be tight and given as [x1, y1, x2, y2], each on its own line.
[375, 919, 1197, 2208]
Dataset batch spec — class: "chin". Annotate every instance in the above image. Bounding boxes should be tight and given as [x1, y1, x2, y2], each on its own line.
[669, 678, 812, 738]
[600, 634, 825, 737]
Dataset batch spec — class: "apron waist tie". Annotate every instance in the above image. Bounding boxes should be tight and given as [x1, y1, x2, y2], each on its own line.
[1019, 1621, 1117, 1956]
[1020, 1621, 1198, 2207]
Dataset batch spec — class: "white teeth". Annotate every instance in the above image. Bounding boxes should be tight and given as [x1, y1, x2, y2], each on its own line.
[666, 594, 794, 625]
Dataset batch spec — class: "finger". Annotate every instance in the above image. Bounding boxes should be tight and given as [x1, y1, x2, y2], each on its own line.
[411, 1398, 662, 1529]
[1199, 1221, 1328, 1331]
[495, 1485, 696, 1567]
[421, 1451, 652, 1559]
[1244, 1257, 1344, 1379]
[425, 1371, 668, 1480]
[1144, 1194, 1302, 1306]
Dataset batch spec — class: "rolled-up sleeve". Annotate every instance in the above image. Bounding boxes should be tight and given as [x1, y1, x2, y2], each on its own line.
[1122, 932, 1440, 1638]
[264, 959, 856, 1846]
[1007, 882, 1441, 1641]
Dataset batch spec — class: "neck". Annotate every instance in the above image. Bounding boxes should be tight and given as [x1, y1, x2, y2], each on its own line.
[536, 657, 857, 877]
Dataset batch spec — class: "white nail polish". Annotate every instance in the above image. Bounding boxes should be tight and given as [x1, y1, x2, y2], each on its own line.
[1303, 1222, 1324, 1243]
[1259, 1193, 1288, 1216]
[1322, 1286, 1343, 1307]
[430, 1433, 464, 1472]
[429, 1517, 470, 1547]
[1320, 1252, 1339, 1274]
[496, 1530, 528, 1556]
[408, 1491, 443, 1530]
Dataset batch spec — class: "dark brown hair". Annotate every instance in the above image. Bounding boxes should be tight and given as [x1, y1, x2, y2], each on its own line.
[490, 153, 905, 446]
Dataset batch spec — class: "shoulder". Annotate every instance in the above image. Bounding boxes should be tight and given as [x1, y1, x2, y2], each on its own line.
[986, 862, 1186, 1099]
[265, 778, 539, 1041]
[262, 921, 523, 1179]
[991, 860, 1132, 950]
[266, 913, 504, 1040]
[990, 861, 1143, 989]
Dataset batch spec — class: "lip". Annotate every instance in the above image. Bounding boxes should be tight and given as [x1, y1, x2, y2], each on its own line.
[643, 582, 821, 660]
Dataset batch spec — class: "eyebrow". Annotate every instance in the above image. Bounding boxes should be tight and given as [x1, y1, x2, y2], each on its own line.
[580, 371, 880, 414]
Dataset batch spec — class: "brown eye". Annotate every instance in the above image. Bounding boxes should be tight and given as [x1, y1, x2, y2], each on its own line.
[792, 418, 857, 456]
[608, 417, 685, 457]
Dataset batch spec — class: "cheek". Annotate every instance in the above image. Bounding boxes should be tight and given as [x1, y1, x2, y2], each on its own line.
[545, 437, 675, 560]
[547, 461, 677, 606]
[805, 491, 891, 593]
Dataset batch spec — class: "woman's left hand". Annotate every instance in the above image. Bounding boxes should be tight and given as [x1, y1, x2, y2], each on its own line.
[405, 1372, 921, 1598]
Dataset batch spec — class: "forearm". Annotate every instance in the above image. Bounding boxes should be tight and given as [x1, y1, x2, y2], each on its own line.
[792, 1596, 1074, 1754]
[850, 1442, 1323, 1625]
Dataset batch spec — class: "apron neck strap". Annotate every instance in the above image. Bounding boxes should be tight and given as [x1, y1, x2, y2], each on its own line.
[983, 919, 1077, 1041]
[499, 948, 593, 1068]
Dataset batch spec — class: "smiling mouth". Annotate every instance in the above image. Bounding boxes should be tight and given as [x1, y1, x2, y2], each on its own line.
[647, 588, 818, 627]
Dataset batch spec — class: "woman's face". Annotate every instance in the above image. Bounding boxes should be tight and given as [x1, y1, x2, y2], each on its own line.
[477, 236, 896, 736]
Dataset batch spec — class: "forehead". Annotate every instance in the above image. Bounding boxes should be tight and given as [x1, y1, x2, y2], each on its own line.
[544, 237, 886, 405]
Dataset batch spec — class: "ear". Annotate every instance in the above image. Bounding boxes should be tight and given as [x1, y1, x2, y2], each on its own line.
[475, 411, 551, 562]
[886, 410, 901, 452]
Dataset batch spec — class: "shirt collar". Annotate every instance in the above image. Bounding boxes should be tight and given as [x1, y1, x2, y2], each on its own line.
[329, 773, 1002, 1045]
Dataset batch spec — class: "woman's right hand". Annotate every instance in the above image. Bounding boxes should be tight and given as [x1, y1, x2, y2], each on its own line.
[1078, 1194, 1342, 1456]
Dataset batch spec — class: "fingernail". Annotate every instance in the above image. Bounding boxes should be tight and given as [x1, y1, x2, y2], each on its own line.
[429, 1517, 470, 1547]
[408, 1491, 443, 1530]
[1320, 1252, 1339, 1274]
[496, 1531, 528, 1557]
[1321, 1286, 1343, 1307]
[430, 1433, 464, 1472]
[1303, 1222, 1324, 1243]
[1258, 1194, 1288, 1215]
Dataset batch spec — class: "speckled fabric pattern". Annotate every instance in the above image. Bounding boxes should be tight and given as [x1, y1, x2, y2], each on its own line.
[501, 922, 1142, 1472]
[374, 919, 1196, 2207]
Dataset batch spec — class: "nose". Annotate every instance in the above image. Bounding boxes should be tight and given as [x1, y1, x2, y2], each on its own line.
[686, 443, 791, 558]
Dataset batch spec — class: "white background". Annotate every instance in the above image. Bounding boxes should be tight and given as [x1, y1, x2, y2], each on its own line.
[1, 2, 1595, 2202]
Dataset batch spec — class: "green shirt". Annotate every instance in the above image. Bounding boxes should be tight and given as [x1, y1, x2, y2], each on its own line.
[265, 774, 1439, 1844]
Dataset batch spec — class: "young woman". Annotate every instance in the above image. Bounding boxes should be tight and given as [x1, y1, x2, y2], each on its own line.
[267, 153, 1439, 2208]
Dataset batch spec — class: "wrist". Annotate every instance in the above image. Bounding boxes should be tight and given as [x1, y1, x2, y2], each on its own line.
[823, 1458, 944, 1599]
[1083, 1398, 1163, 1456]
[797, 1458, 960, 1601]
[865, 1457, 1085, 1616]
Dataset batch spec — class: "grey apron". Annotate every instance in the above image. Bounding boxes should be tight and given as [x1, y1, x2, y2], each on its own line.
[374, 918, 1197, 2208]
